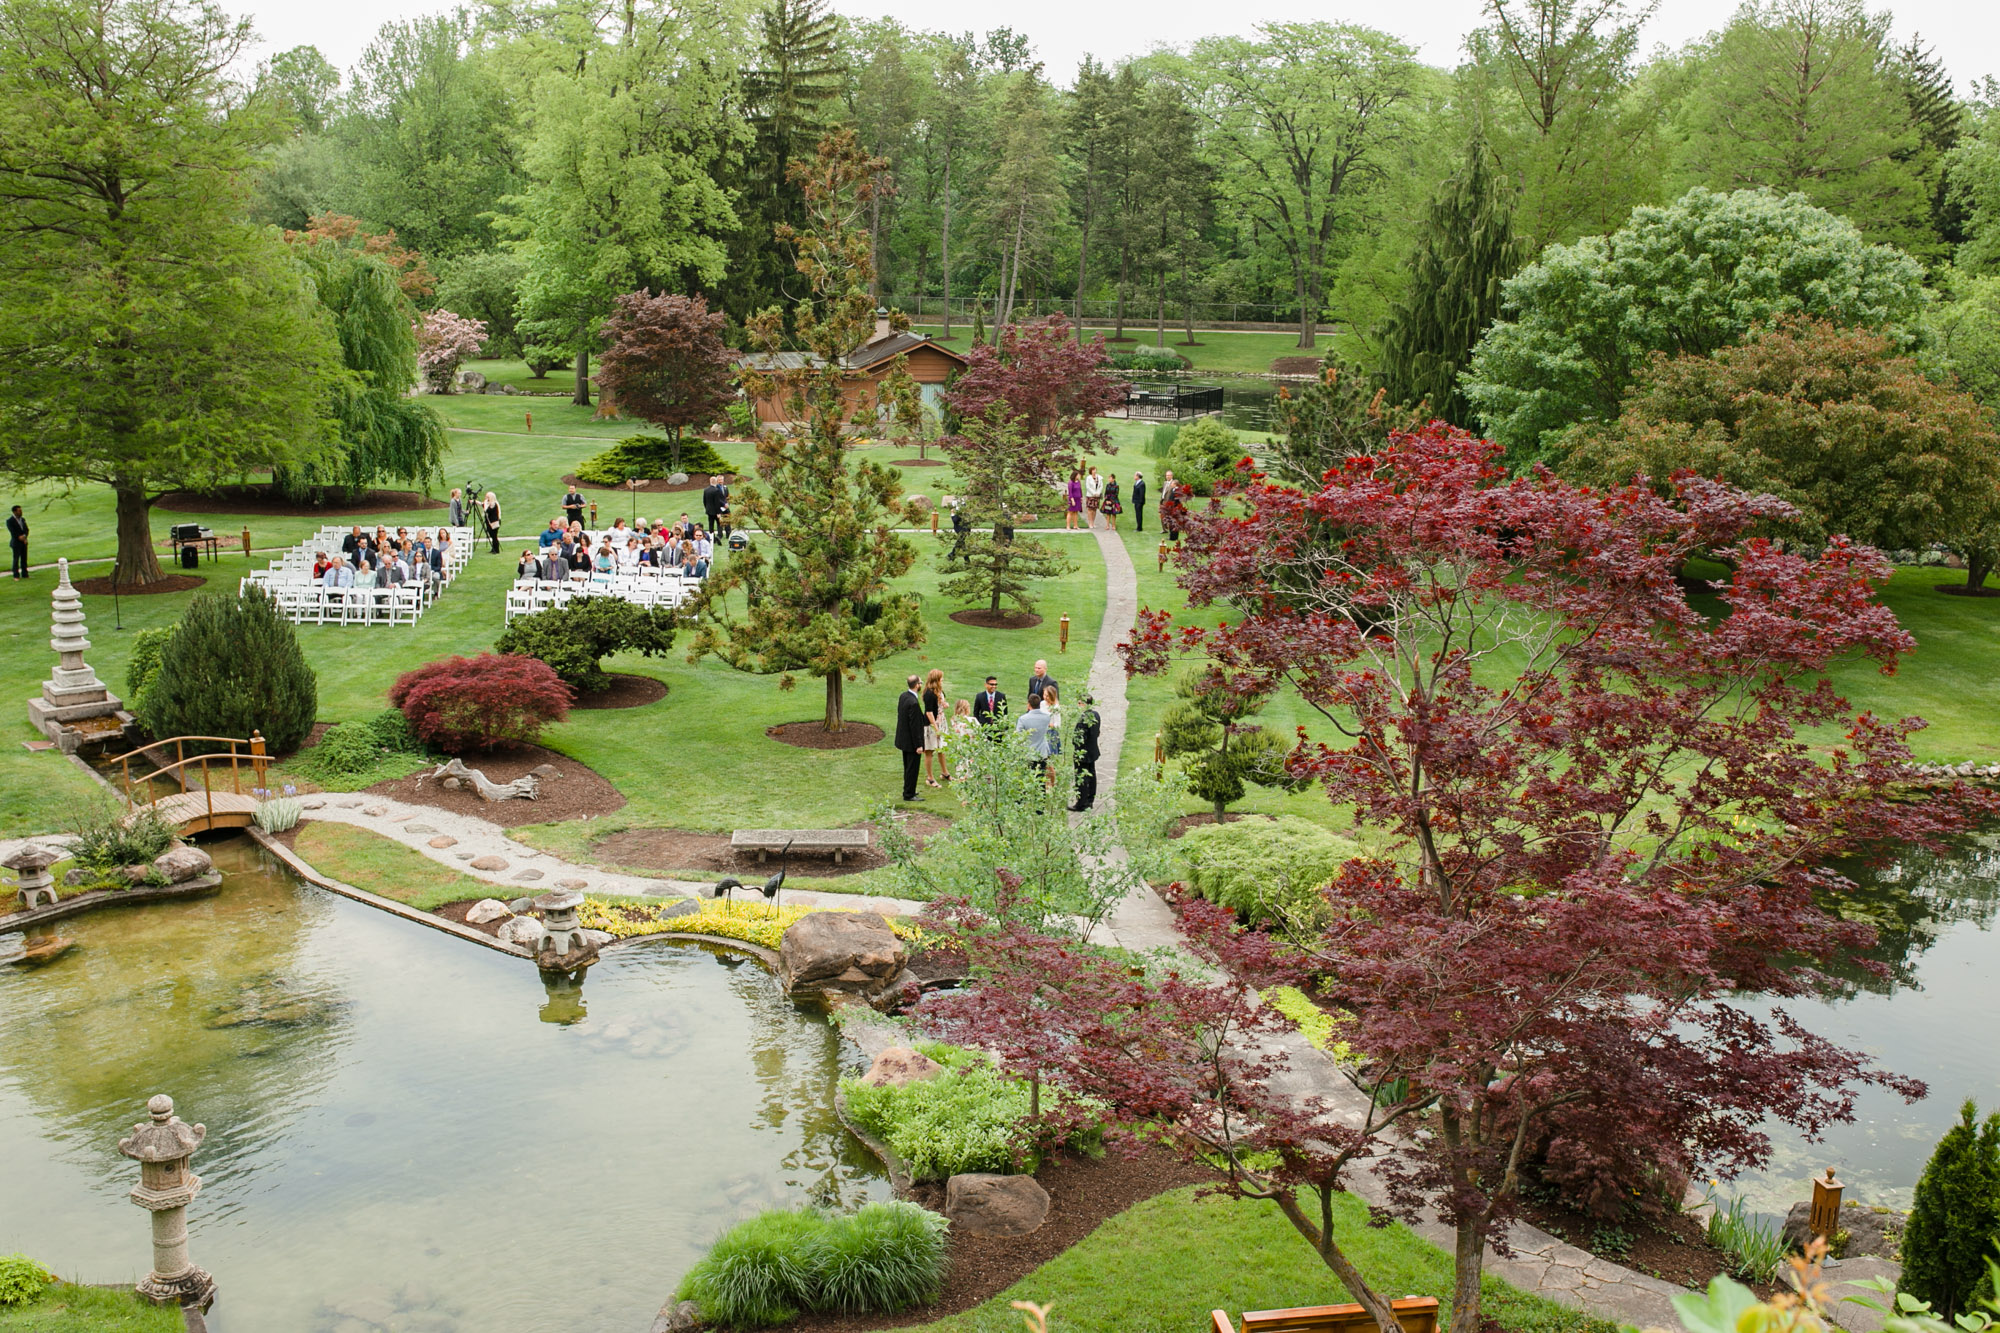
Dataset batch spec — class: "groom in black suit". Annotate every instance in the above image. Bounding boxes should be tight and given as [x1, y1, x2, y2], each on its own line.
[894, 675, 926, 802]
[971, 676, 1007, 727]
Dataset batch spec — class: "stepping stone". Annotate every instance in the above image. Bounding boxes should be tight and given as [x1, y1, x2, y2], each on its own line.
[337, 800, 363, 809]
[555, 878, 588, 890]
[362, 805, 388, 817]
[301, 799, 326, 810]
[427, 835, 457, 849]
[405, 823, 437, 833]
[469, 855, 508, 872]
[512, 869, 544, 882]
[455, 852, 475, 861]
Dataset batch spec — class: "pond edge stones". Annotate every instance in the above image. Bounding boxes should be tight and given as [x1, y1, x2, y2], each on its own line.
[777, 911, 908, 999]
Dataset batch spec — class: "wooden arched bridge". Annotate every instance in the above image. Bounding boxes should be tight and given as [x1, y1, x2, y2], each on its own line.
[119, 734, 270, 834]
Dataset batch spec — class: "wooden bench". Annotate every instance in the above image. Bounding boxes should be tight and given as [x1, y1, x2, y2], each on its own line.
[729, 828, 872, 865]
[1212, 1295, 1441, 1333]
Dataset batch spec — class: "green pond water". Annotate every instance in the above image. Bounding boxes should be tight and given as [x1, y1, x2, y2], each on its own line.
[0, 837, 887, 1332]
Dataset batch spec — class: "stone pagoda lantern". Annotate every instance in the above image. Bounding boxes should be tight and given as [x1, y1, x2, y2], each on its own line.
[117, 1095, 216, 1313]
[27, 557, 126, 750]
[3, 844, 62, 910]
[531, 888, 598, 977]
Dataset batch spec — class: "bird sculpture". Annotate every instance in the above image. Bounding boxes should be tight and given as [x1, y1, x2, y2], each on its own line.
[712, 875, 744, 905]
[760, 840, 792, 911]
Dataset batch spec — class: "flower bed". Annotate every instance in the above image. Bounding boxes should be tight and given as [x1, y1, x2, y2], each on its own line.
[579, 897, 925, 951]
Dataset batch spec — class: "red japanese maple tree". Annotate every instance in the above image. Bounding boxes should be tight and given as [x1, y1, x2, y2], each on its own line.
[1112, 425, 1989, 1333]
[939, 313, 1124, 471]
[595, 291, 737, 473]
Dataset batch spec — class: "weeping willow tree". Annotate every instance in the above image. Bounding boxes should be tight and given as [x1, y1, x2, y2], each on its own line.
[276, 241, 448, 501]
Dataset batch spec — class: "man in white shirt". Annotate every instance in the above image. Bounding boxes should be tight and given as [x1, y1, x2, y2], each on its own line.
[1014, 690, 1056, 782]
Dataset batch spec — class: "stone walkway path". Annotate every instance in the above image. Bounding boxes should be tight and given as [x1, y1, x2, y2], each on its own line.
[1066, 521, 1687, 1328]
[292, 793, 925, 918]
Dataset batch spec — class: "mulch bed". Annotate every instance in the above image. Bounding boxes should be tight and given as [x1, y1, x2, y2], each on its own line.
[71, 573, 206, 595]
[562, 472, 734, 494]
[362, 742, 627, 826]
[154, 484, 444, 516]
[1515, 1190, 1773, 1298]
[588, 811, 949, 880]
[1269, 357, 1323, 377]
[1167, 811, 1270, 838]
[949, 609, 1044, 630]
[570, 673, 668, 710]
[768, 720, 885, 750]
[1936, 583, 2000, 597]
[891, 458, 948, 467]
[780, 1146, 1216, 1332]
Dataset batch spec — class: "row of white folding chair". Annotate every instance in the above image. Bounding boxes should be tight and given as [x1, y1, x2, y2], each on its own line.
[280, 585, 421, 626]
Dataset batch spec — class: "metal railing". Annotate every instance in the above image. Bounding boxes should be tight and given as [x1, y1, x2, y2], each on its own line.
[118, 733, 269, 827]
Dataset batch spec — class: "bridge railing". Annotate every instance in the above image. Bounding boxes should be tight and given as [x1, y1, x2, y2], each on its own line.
[120, 734, 269, 827]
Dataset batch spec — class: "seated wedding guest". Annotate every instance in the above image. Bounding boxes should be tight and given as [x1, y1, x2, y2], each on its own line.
[678, 537, 698, 572]
[311, 551, 332, 580]
[341, 526, 362, 560]
[677, 512, 695, 539]
[394, 526, 410, 548]
[321, 558, 352, 589]
[593, 541, 616, 574]
[610, 517, 628, 539]
[692, 531, 712, 576]
[434, 528, 454, 571]
[536, 547, 568, 581]
[540, 518, 564, 548]
[348, 534, 370, 568]
[619, 536, 644, 571]
[517, 549, 539, 579]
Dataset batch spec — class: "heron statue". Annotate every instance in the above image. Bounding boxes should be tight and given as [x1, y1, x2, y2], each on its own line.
[713, 840, 793, 912]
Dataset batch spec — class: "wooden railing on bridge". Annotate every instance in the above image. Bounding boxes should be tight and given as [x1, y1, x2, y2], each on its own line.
[119, 733, 269, 833]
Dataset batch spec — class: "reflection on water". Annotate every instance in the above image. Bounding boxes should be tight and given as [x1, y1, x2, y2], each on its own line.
[1120, 376, 1281, 433]
[1732, 828, 2000, 1213]
[0, 837, 885, 1332]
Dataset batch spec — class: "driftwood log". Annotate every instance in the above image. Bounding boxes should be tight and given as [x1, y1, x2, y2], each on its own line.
[419, 758, 540, 802]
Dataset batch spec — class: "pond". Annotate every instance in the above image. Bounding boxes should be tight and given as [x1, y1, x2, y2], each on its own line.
[1119, 376, 1284, 434]
[1731, 825, 2000, 1215]
[0, 836, 887, 1332]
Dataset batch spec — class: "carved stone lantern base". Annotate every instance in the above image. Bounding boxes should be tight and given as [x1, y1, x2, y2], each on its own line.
[138, 1264, 215, 1311]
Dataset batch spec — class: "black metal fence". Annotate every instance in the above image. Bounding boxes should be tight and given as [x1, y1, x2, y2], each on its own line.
[1122, 384, 1226, 420]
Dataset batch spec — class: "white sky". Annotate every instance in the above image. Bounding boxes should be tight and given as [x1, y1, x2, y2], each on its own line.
[242, 0, 1998, 93]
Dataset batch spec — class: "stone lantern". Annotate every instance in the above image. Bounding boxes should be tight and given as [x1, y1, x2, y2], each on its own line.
[117, 1095, 215, 1312]
[534, 889, 588, 955]
[3, 844, 62, 910]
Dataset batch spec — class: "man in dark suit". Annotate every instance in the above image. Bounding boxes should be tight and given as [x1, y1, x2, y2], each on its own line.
[1027, 659, 1057, 703]
[894, 675, 926, 801]
[7, 505, 27, 579]
[341, 525, 362, 562]
[1130, 474, 1147, 532]
[703, 476, 729, 538]
[1070, 694, 1103, 811]
[971, 676, 1007, 728]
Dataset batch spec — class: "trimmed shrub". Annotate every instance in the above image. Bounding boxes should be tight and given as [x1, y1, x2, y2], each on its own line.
[291, 710, 428, 788]
[1163, 418, 1244, 496]
[494, 597, 677, 693]
[675, 1202, 948, 1328]
[0, 1254, 52, 1307]
[1902, 1100, 2000, 1319]
[1177, 815, 1359, 923]
[389, 653, 571, 754]
[1108, 348, 1187, 371]
[724, 399, 759, 438]
[573, 433, 731, 485]
[139, 587, 318, 753]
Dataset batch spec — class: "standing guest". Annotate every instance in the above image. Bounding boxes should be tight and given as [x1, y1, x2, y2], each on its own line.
[921, 668, 951, 787]
[895, 675, 927, 802]
[7, 505, 27, 579]
[1102, 473, 1123, 530]
[1064, 470, 1083, 530]
[1160, 471, 1183, 545]
[703, 475, 727, 536]
[482, 492, 503, 553]
[948, 698, 975, 742]
[1070, 693, 1103, 811]
[448, 488, 468, 528]
[947, 494, 970, 560]
[1014, 690, 1056, 782]
[1042, 683, 1063, 738]
[563, 484, 586, 528]
[1027, 659, 1057, 702]
[1130, 472, 1147, 532]
[972, 676, 1007, 727]
[1083, 466, 1104, 529]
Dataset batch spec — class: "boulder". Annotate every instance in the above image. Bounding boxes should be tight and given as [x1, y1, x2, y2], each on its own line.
[464, 899, 512, 926]
[945, 1173, 1049, 1237]
[442, 776, 464, 790]
[651, 1298, 702, 1333]
[861, 1046, 944, 1088]
[153, 845, 214, 884]
[458, 370, 487, 391]
[657, 898, 700, 919]
[779, 911, 907, 997]
[496, 916, 546, 947]
[427, 835, 458, 849]
[404, 824, 438, 834]
[513, 869, 545, 882]
[507, 897, 537, 913]
[529, 764, 561, 780]
[119, 863, 152, 884]
[555, 878, 589, 890]
[63, 868, 93, 887]
[469, 855, 509, 872]
[362, 805, 388, 817]
[1781, 1199, 1905, 1259]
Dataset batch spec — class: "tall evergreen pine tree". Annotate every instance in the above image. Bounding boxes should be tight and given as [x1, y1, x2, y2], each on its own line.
[1375, 140, 1528, 429]
[1901, 1100, 2000, 1320]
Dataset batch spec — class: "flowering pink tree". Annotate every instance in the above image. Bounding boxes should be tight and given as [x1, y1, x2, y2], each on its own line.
[1108, 424, 1992, 1333]
[413, 309, 488, 393]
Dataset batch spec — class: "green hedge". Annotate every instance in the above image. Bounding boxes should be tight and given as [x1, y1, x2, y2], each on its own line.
[573, 433, 732, 485]
[675, 1202, 949, 1328]
[1178, 815, 1358, 922]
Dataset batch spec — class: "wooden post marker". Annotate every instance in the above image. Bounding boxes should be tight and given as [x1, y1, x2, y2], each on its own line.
[1808, 1167, 1843, 1242]
[240, 527, 252, 558]
[524, 410, 533, 433]
[1059, 614, 1070, 653]
[1158, 542, 1167, 571]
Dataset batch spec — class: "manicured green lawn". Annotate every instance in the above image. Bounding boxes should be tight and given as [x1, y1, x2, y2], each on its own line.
[289, 821, 494, 909]
[914, 1186, 1612, 1333]
[0, 1283, 183, 1332]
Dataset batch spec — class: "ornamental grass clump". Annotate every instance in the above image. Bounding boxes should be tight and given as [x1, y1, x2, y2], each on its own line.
[675, 1202, 947, 1328]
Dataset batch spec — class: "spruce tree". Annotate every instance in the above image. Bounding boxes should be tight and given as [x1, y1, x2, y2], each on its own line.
[142, 588, 319, 753]
[1375, 139, 1528, 429]
[937, 413, 1078, 618]
[1902, 1100, 2000, 1320]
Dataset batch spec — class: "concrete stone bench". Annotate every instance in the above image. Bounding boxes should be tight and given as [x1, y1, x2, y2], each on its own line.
[730, 829, 872, 865]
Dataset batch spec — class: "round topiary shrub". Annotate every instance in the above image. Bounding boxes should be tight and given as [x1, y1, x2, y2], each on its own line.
[1163, 418, 1245, 496]
[389, 653, 572, 753]
[573, 433, 732, 485]
[494, 597, 676, 693]
[1177, 814, 1359, 923]
[139, 587, 318, 753]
